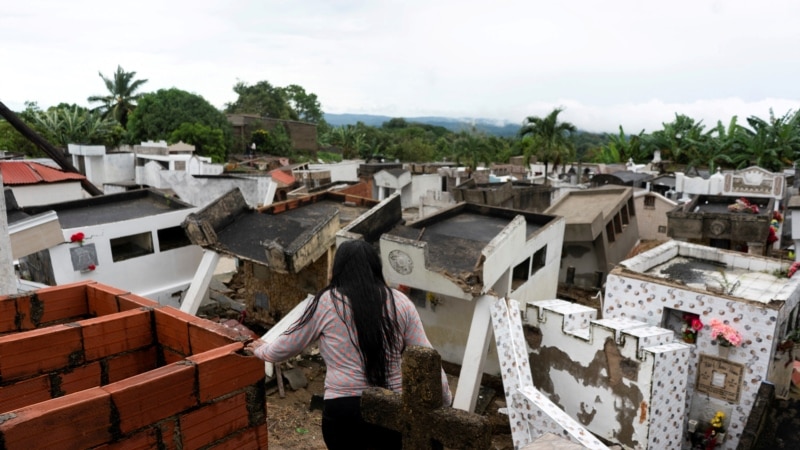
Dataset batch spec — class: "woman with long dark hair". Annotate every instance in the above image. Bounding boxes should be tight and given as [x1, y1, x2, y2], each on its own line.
[248, 239, 451, 450]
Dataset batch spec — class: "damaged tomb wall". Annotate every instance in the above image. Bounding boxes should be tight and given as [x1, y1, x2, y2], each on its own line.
[238, 256, 329, 324]
[524, 300, 691, 450]
[377, 214, 563, 375]
[604, 267, 798, 450]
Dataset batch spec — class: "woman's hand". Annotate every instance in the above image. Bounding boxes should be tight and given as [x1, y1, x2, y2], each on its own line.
[245, 339, 266, 355]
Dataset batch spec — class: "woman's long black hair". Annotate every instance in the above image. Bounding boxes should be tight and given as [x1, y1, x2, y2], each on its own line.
[285, 239, 402, 388]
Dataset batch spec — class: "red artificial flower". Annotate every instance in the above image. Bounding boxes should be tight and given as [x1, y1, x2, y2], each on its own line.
[70, 232, 85, 243]
[692, 318, 703, 331]
[768, 227, 778, 244]
[87, 264, 96, 271]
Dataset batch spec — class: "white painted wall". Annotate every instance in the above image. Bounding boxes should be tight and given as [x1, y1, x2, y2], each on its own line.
[10, 183, 84, 207]
[524, 300, 690, 450]
[308, 160, 361, 182]
[103, 153, 135, 183]
[634, 191, 676, 241]
[378, 213, 565, 375]
[410, 174, 441, 209]
[51, 208, 203, 307]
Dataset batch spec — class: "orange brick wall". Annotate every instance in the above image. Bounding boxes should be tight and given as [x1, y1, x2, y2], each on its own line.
[0, 282, 267, 449]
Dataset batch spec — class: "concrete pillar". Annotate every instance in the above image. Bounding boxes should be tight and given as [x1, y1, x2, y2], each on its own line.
[1, 173, 17, 295]
[180, 249, 221, 315]
[452, 294, 495, 413]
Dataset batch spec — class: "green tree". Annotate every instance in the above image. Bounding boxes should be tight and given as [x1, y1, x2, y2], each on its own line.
[31, 105, 122, 148]
[326, 125, 366, 159]
[392, 137, 435, 162]
[452, 127, 495, 171]
[733, 111, 800, 172]
[87, 65, 148, 128]
[519, 107, 576, 183]
[0, 102, 42, 156]
[593, 126, 645, 164]
[701, 117, 740, 172]
[643, 114, 706, 169]
[282, 84, 323, 123]
[226, 80, 293, 119]
[264, 124, 293, 157]
[127, 88, 232, 159]
[169, 122, 227, 163]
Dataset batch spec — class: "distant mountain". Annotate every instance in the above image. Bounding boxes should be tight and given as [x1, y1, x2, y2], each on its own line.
[323, 113, 521, 137]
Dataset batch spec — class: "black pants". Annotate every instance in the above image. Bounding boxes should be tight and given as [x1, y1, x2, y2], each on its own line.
[322, 396, 402, 450]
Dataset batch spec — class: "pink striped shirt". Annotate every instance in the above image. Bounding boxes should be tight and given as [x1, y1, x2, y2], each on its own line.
[255, 288, 452, 405]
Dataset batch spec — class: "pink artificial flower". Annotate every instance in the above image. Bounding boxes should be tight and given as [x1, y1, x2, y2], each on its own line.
[709, 318, 743, 347]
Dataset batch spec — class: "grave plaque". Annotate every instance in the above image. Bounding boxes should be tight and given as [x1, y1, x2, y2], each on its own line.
[696, 354, 744, 402]
[388, 249, 413, 275]
[69, 243, 98, 271]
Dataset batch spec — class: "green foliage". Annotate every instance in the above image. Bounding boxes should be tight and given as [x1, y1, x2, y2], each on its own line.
[587, 109, 800, 173]
[451, 127, 496, 171]
[225, 80, 324, 124]
[316, 151, 342, 163]
[519, 107, 577, 180]
[169, 122, 226, 163]
[265, 124, 293, 157]
[0, 103, 42, 155]
[127, 88, 232, 158]
[592, 126, 645, 164]
[282, 84, 323, 123]
[31, 105, 122, 148]
[87, 65, 148, 127]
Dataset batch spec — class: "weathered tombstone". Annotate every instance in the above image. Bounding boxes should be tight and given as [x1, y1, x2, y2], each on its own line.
[361, 345, 491, 450]
[490, 298, 608, 450]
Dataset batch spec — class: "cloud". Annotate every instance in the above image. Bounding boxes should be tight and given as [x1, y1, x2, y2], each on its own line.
[2, 1, 799, 135]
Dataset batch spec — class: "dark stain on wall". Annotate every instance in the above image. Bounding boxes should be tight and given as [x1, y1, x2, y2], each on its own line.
[524, 325, 644, 448]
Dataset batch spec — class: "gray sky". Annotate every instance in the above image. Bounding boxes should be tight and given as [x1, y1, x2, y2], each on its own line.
[2, 0, 799, 133]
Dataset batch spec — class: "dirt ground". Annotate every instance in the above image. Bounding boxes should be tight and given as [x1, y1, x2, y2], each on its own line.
[263, 352, 515, 450]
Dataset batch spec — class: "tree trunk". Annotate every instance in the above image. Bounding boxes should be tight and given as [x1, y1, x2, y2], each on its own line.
[0, 101, 103, 196]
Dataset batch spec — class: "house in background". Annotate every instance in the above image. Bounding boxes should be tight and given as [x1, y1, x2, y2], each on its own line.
[13, 189, 203, 307]
[544, 185, 639, 289]
[0, 160, 86, 207]
[226, 113, 319, 153]
[633, 189, 677, 241]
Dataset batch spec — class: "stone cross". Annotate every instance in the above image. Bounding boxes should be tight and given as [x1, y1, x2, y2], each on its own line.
[361, 345, 491, 450]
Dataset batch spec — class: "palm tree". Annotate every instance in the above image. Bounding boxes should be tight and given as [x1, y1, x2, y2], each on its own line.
[594, 126, 645, 164]
[519, 107, 576, 184]
[644, 114, 706, 169]
[734, 111, 800, 172]
[87, 65, 148, 128]
[452, 127, 494, 172]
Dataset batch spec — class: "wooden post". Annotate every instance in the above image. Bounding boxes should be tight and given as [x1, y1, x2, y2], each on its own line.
[361, 346, 491, 450]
